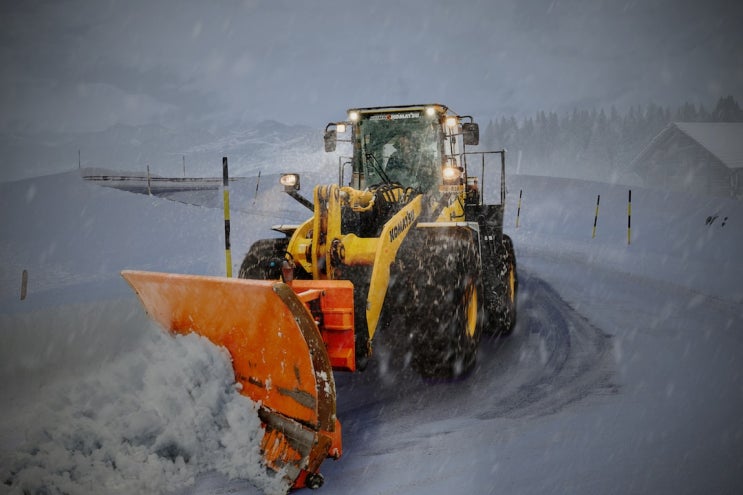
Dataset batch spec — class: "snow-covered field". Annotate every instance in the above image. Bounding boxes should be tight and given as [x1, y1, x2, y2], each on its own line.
[1, 170, 741, 494]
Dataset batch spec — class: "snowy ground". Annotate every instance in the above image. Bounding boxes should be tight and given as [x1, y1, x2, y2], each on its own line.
[1, 170, 741, 494]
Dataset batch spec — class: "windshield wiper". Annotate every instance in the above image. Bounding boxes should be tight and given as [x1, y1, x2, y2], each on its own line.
[365, 152, 392, 185]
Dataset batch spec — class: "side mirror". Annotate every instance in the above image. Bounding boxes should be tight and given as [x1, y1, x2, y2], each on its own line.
[324, 129, 337, 152]
[463, 123, 479, 146]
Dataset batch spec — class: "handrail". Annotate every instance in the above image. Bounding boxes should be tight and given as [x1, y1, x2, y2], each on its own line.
[463, 149, 507, 206]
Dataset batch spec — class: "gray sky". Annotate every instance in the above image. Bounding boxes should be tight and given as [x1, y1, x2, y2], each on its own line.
[1, 0, 742, 133]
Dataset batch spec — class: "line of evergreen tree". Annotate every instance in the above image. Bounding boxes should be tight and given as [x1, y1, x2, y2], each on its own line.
[483, 96, 742, 181]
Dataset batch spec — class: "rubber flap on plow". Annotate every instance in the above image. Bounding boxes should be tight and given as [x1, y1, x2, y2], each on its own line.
[121, 270, 341, 490]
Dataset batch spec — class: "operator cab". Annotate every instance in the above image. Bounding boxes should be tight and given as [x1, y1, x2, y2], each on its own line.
[324, 104, 479, 194]
[353, 107, 442, 192]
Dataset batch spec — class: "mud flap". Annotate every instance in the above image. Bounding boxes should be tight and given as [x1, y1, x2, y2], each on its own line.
[121, 270, 341, 490]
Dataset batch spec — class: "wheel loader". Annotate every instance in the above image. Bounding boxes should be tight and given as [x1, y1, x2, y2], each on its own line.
[122, 103, 517, 491]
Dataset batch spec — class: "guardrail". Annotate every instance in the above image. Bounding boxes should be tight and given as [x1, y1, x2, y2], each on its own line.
[82, 175, 238, 184]
[82, 174, 242, 194]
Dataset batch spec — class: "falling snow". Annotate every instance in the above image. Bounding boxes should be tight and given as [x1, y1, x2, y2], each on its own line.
[1, 168, 741, 494]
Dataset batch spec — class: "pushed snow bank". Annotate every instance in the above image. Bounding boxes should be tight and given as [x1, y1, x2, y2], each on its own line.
[1, 325, 288, 495]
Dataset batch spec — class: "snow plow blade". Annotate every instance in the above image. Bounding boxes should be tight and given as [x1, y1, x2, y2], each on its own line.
[121, 270, 342, 490]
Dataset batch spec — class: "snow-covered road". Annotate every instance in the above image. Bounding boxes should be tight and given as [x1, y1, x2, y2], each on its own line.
[316, 264, 617, 495]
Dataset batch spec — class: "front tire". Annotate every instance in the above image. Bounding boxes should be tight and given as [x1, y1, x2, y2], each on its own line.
[238, 238, 289, 279]
[403, 230, 484, 378]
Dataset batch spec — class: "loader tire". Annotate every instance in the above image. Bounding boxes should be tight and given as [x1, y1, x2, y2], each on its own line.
[405, 230, 484, 378]
[340, 266, 373, 372]
[238, 238, 289, 279]
[491, 235, 518, 335]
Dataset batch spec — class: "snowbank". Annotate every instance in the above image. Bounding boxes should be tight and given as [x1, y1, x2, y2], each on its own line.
[503, 175, 742, 304]
[1, 329, 284, 495]
[0, 172, 291, 494]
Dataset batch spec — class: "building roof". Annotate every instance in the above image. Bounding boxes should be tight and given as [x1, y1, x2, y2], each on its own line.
[674, 122, 743, 170]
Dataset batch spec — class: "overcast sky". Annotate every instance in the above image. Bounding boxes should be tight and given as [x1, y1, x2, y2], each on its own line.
[1, 0, 742, 133]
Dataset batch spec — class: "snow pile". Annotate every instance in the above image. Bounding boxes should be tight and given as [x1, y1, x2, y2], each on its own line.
[1, 328, 287, 495]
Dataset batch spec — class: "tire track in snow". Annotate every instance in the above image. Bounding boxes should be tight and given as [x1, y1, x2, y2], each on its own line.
[332, 268, 616, 448]
[474, 268, 616, 419]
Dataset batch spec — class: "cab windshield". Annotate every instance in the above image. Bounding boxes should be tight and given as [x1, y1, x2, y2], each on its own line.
[356, 112, 442, 192]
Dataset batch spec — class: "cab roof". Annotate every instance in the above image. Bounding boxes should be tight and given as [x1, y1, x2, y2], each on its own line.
[346, 104, 453, 116]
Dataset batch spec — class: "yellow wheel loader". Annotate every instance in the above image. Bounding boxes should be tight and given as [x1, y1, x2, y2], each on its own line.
[122, 104, 517, 491]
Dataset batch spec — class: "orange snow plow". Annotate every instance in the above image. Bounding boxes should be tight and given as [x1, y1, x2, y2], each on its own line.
[121, 270, 354, 490]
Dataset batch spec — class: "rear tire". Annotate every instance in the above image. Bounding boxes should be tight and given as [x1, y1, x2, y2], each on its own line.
[402, 230, 484, 378]
[491, 235, 518, 335]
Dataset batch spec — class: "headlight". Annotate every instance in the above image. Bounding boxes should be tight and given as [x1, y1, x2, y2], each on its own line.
[425, 106, 436, 117]
[280, 173, 300, 191]
[336, 123, 346, 133]
[442, 166, 462, 182]
[445, 116, 458, 128]
[348, 111, 360, 122]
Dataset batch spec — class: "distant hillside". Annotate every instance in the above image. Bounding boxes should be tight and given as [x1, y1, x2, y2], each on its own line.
[0, 120, 328, 182]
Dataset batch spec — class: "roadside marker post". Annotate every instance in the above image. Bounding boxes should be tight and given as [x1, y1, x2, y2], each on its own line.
[20, 269, 28, 301]
[627, 189, 632, 245]
[592, 194, 600, 238]
[223, 157, 233, 277]
[253, 170, 261, 207]
[516, 189, 523, 228]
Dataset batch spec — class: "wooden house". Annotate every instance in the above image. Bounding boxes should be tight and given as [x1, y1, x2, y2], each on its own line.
[629, 122, 743, 198]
